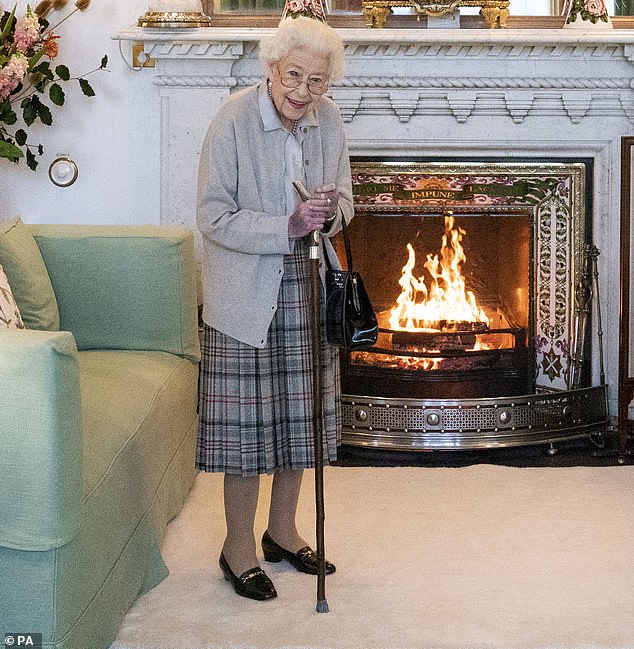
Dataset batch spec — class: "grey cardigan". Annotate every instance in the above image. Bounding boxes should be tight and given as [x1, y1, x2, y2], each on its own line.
[197, 84, 354, 348]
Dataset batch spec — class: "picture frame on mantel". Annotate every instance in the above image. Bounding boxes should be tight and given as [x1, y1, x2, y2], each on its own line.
[619, 136, 634, 460]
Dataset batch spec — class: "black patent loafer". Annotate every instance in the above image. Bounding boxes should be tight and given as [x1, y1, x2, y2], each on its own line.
[219, 552, 277, 600]
[262, 531, 336, 575]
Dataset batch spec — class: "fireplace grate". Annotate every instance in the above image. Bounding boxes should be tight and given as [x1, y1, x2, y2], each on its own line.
[341, 386, 609, 450]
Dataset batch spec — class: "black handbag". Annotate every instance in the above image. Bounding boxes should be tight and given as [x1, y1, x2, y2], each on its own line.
[324, 217, 378, 350]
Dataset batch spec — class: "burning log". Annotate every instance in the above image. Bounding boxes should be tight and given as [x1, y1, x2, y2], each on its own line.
[392, 322, 488, 353]
[391, 321, 488, 352]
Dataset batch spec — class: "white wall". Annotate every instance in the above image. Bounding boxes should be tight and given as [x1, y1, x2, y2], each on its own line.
[509, 0, 549, 13]
[0, 0, 160, 226]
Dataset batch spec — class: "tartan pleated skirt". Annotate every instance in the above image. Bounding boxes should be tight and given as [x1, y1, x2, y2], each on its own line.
[196, 239, 341, 476]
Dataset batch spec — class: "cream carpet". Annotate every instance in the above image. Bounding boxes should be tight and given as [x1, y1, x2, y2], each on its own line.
[110, 465, 634, 649]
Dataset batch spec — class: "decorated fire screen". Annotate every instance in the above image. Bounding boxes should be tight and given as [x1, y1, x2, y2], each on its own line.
[344, 161, 588, 394]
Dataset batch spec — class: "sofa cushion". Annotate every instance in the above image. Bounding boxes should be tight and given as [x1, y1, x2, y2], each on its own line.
[0, 265, 24, 329]
[79, 350, 198, 498]
[0, 217, 60, 330]
[30, 225, 199, 360]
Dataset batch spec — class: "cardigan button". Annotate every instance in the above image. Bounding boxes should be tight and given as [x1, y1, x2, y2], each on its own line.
[304, 160, 310, 166]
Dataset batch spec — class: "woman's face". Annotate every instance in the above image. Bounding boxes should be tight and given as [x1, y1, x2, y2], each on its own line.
[268, 48, 329, 130]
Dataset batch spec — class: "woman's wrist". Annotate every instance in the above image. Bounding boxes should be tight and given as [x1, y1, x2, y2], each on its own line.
[321, 205, 338, 233]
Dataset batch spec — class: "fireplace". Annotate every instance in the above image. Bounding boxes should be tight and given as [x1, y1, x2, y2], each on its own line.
[336, 161, 608, 450]
[342, 205, 533, 400]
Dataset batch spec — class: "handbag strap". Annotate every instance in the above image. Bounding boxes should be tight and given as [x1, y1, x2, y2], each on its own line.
[323, 213, 353, 272]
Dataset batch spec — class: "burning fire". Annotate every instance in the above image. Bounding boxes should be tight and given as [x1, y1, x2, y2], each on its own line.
[351, 213, 516, 373]
[389, 213, 489, 332]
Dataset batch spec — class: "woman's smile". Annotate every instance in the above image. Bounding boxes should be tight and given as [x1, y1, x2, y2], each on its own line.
[286, 97, 309, 110]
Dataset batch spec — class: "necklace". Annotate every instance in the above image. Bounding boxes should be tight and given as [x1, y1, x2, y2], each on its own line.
[267, 79, 299, 136]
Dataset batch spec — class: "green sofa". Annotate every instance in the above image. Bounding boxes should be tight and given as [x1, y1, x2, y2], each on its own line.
[0, 223, 201, 649]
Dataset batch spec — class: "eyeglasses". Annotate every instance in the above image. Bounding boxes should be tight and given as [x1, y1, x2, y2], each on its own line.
[277, 66, 329, 96]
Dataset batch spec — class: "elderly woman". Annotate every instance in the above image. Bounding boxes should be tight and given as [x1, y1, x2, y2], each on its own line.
[196, 16, 353, 601]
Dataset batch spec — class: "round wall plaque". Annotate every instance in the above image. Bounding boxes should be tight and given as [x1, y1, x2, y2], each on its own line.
[49, 156, 78, 187]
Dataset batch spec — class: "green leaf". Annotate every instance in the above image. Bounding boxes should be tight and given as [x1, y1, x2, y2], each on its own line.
[0, 139, 24, 162]
[0, 102, 17, 125]
[22, 98, 38, 127]
[100, 55, 108, 69]
[0, 6, 16, 41]
[55, 64, 70, 81]
[15, 129, 27, 146]
[26, 149, 39, 171]
[38, 102, 53, 126]
[78, 78, 95, 97]
[28, 47, 47, 69]
[49, 83, 65, 107]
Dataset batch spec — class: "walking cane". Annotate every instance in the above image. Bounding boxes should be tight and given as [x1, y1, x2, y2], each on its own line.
[293, 181, 329, 614]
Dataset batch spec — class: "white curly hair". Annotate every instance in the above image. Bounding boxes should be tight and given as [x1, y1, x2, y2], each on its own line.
[259, 16, 345, 82]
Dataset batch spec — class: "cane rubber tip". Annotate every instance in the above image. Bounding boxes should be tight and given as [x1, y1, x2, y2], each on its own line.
[316, 599, 330, 613]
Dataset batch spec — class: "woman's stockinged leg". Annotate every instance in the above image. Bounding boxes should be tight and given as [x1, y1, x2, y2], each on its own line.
[222, 473, 260, 575]
[267, 469, 308, 552]
[263, 468, 337, 576]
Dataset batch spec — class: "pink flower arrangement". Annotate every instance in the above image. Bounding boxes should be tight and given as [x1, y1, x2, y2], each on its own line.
[282, 0, 326, 20]
[0, 1, 108, 170]
[565, 0, 609, 24]
[13, 9, 40, 52]
[0, 53, 28, 101]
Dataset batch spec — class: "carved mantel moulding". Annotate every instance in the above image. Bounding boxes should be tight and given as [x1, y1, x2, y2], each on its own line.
[116, 26, 634, 122]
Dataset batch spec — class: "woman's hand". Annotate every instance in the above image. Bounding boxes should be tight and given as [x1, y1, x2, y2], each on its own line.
[288, 183, 340, 240]
[313, 183, 339, 222]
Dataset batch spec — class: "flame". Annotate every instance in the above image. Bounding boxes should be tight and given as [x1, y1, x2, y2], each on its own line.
[389, 213, 489, 332]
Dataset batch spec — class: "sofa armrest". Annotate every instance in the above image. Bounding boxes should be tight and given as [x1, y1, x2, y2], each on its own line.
[0, 329, 82, 551]
[30, 225, 200, 362]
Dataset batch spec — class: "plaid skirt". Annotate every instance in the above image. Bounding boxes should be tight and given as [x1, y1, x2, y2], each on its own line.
[196, 239, 341, 476]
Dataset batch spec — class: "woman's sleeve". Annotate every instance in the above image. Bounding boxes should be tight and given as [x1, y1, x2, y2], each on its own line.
[196, 115, 293, 256]
[323, 127, 354, 239]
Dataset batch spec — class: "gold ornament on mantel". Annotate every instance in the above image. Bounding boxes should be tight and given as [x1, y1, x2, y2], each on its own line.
[138, 0, 212, 28]
[362, 0, 509, 28]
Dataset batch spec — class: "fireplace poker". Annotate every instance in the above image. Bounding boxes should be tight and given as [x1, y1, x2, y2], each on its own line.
[293, 180, 330, 614]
